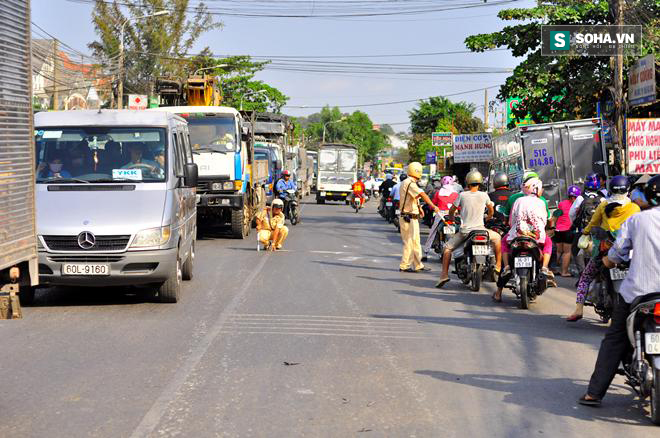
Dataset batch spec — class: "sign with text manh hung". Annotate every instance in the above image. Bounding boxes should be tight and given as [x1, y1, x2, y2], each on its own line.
[629, 54, 656, 107]
[627, 118, 660, 174]
[452, 133, 493, 163]
[432, 132, 453, 147]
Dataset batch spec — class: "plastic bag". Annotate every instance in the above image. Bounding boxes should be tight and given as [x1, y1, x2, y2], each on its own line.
[577, 234, 592, 250]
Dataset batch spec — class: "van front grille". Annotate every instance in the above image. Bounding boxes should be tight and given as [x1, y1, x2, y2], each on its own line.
[43, 235, 130, 251]
[48, 255, 124, 263]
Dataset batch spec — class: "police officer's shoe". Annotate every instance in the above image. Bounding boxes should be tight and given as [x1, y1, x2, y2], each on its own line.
[415, 267, 431, 272]
[399, 268, 415, 273]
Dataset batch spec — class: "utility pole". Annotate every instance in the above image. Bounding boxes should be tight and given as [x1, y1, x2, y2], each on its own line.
[52, 40, 58, 110]
[614, 0, 625, 172]
[484, 89, 489, 130]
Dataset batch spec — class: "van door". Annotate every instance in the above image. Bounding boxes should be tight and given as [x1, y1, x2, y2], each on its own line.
[176, 128, 196, 246]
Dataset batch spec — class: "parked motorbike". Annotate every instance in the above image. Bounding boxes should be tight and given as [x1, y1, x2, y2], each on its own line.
[619, 291, 660, 424]
[507, 236, 548, 309]
[284, 189, 299, 225]
[453, 230, 493, 292]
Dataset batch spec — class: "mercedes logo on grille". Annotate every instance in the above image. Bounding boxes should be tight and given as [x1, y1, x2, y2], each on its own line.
[77, 231, 96, 250]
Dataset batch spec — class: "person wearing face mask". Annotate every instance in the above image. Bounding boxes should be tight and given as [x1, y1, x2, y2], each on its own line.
[37, 154, 72, 179]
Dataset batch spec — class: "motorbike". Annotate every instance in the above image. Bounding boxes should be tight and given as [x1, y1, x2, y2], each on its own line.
[284, 189, 299, 225]
[393, 200, 400, 231]
[453, 229, 493, 292]
[619, 290, 660, 425]
[431, 214, 460, 255]
[352, 194, 363, 213]
[506, 236, 548, 309]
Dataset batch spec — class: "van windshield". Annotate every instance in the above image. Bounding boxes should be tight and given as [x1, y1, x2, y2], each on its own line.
[185, 115, 237, 152]
[34, 127, 167, 183]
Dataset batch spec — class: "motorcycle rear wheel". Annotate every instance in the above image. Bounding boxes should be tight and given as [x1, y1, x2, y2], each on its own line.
[470, 265, 482, 292]
[652, 369, 660, 425]
[519, 276, 530, 309]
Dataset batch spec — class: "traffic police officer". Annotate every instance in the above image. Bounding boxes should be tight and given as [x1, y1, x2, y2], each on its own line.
[399, 162, 441, 272]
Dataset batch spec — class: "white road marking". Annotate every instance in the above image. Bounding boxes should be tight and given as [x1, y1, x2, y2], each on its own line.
[129, 255, 270, 438]
[309, 250, 346, 254]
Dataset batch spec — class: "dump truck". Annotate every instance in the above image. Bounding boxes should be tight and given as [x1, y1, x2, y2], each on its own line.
[0, 0, 38, 315]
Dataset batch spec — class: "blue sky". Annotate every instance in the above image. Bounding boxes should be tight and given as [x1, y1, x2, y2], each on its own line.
[32, 0, 536, 130]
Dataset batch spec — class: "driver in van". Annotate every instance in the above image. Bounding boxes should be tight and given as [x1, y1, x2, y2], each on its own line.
[122, 142, 159, 174]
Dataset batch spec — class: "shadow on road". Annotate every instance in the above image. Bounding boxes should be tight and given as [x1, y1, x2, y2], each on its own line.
[27, 286, 155, 307]
[415, 369, 654, 426]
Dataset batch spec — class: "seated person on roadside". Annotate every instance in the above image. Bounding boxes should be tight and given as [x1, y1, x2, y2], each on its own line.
[256, 199, 289, 251]
[436, 170, 502, 288]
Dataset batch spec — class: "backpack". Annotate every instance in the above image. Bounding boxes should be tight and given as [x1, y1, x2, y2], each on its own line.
[576, 192, 602, 230]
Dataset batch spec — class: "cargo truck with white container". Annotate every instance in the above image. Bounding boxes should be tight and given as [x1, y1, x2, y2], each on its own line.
[0, 0, 38, 314]
[316, 144, 358, 204]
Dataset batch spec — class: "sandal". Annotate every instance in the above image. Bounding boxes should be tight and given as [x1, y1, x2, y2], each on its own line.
[578, 394, 601, 407]
[435, 278, 450, 289]
[566, 314, 583, 322]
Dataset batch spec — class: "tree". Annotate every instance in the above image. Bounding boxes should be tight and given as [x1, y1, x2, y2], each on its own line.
[464, 0, 659, 127]
[187, 52, 288, 112]
[407, 97, 484, 162]
[89, 0, 221, 95]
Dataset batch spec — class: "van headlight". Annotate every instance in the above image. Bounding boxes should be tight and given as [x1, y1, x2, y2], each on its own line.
[131, 226, 171, 248]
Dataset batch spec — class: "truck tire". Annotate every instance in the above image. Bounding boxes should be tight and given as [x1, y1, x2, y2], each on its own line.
[316, 195, 325, 205]
[182, 241, 194, 281]
[159, 253, 182, 303]
[19, 285, 35, 306]
[231, 202, 250, 239]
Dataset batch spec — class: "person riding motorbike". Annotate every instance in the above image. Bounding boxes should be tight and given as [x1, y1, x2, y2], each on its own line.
[436, 170, 502, 288]
[489, 172, 513, 220]
[275, 170, 297, 220]
[554, 185, 581, 277]
[569, 172, 606, 225]
[566, 175, 641, 321]
[422, 176, 459, 261]
[492, 177, 552, 302]
[352, 176, 366, 208]
[578, 174, 660, 407]
[378, 173, 397, 214]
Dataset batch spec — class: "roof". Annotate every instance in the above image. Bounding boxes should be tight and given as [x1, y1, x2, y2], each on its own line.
[148, 106, 240, 116]
[34, 110, 183, 127]
[319, 143, 358, 150]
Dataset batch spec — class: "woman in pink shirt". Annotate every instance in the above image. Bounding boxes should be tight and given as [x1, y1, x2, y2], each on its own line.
[554, 185, 581, 276]
[432, 176, 459, 213]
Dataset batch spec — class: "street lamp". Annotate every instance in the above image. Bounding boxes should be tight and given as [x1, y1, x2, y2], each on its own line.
[118, 10, 171, 109]
[322, 117, 347, 143]
[239, 89, 268, 110]
[193, 64, 229, 76]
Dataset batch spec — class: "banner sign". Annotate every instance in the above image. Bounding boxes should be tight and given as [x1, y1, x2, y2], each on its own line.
[541, 25, 642, 56]
[432, 132, 452, 147]
[627, 118, 660, 174]
[128, 94, 148, 110]
[425, 151, 436, 165]
[629, 54, 656, 106]
[452, 133, 493, 163]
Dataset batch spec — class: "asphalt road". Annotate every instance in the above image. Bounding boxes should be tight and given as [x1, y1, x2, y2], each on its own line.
[1, 197, 658, 437]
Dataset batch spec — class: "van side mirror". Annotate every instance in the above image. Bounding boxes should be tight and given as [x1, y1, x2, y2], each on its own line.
[184, 163, 198, 188]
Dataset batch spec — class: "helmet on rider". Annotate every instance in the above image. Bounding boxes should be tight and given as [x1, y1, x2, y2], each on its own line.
[492, 172, 509, 188]
[567, 185, 582, 198]
[407, 162, 423, 179]
[272, 198, 284, 208]
[609, 175, 630, 195]
[386, 173, 393, 180]
[441, 175, 454, 186]
[523, 177, 543, 196]
[465, 170, 484, 186]
[522, 170, 539, 183]
[282, 170, 291, 177]
[584, 172, 600, 190]
[399, 173, 408, 182]
[644, 174, 660, 207]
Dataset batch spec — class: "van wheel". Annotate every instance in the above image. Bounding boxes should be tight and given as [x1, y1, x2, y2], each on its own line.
[231, 202, 250, 239]
[19, 286, 36, 306]
[159, 255, 182, 303]
[182, 242, 194, 281]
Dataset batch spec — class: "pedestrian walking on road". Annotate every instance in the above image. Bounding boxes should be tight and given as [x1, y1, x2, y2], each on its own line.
[399, 162, 441, 272]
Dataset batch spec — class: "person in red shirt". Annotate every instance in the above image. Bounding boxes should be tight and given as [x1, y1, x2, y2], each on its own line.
[432, 176, 459, 213]
[352, 177, 366, 207]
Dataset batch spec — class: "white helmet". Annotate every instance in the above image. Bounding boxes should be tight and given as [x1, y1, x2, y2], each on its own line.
[272, 199, 284, 208]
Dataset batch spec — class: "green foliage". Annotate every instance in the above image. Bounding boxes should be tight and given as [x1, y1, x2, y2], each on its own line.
[407, 96, 484, 162]
[187, 52, 288, 112]
[297, 106, 390, 162]
[89, 0, 221, 94]
[464, 0, 659, 127]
